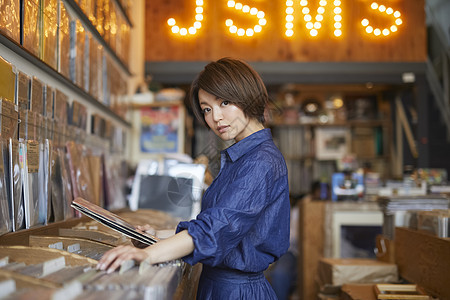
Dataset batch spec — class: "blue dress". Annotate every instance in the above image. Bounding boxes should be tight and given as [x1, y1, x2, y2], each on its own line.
[177, 128, 290, 299]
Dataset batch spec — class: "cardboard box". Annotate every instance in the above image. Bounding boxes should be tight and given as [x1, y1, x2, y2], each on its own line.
[317, 258, 398, 287]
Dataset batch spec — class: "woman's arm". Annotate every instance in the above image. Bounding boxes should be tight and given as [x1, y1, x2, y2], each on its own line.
[97, 230, 195, 273]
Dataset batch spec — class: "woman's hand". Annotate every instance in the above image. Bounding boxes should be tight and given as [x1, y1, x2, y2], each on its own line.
[136, 224, 156, 235]
[132, 225, 175, 248]
[97, 245, 149, 274]
[132, 225, 156, 248]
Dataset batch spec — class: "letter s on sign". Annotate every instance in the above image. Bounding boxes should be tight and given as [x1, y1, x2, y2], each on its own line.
[225, 1, 266, 37]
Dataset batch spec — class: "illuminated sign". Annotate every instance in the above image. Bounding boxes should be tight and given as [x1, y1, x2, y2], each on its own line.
[166, 1, 403, 38]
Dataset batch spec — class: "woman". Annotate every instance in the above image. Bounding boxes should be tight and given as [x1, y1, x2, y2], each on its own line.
[98, 57, 290, 299]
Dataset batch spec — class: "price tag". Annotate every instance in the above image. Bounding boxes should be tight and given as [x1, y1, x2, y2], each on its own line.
[48, 242, 63, 250]
[26, 141, 39, 173]
[0, 256, 9, 267]
[51, 281, 83, 300]
[42, 256, 65, 277]
[67, 243, 80, 253]
[0, 279, 16, 298]
[119, 259, 135, 274]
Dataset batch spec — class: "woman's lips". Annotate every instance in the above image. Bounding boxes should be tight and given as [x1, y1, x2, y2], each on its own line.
[217, 125, 229, 134]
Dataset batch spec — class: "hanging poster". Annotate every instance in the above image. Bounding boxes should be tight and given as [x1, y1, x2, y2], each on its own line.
[140, 105, 181, 153]
[315, 127, 351, 160]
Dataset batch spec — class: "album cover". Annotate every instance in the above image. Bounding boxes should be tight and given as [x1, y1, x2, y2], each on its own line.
[71, 197, 159, 246]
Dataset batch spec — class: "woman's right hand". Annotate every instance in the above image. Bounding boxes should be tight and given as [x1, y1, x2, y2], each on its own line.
[133, 225, 157, 248]
[97, 245, 150, 273]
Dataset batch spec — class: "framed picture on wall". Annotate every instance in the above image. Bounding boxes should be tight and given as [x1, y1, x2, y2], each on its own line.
[315, 127, 351, 160]
[139, 104, 185, 154]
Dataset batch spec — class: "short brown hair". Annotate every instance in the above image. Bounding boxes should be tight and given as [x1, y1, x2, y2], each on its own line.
[190, 57, 269, 128]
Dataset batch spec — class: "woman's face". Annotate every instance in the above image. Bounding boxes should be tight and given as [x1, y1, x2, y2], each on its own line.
[198, 89, 263, 142]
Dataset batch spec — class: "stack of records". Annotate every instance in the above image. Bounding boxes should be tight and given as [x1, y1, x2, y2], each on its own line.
[377, 195, 450, 239]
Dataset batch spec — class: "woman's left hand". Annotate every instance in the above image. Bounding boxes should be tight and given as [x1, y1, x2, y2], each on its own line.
[97, 245, 149, 274]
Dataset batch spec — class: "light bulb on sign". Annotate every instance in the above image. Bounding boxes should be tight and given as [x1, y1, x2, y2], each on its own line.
[226, 2, 267, 37]
[168, 0, 204, 36]
[361, 3, 403, 37]
[285, 0, 343, 37]
[167, 18, 176, 26]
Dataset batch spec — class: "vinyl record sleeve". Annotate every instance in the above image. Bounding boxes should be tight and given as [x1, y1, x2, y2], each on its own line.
[71, 197, 159, 246]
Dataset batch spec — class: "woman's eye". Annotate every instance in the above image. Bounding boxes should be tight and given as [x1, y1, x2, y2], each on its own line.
[202, 107, 211, 114]
[222, 101, 229, 106]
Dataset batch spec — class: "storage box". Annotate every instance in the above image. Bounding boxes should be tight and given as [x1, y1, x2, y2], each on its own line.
[317, 258, 398, 287]
[395, 227, 450, 299]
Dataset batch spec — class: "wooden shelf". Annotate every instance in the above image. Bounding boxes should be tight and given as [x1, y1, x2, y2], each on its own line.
[0, 33, 131, 128]
[63, 0, 132, 76]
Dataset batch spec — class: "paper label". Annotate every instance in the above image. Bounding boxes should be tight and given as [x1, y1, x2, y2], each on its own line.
[0, 256, 9, 267]
[119, 259, 135, 274]
[51, 281, 82, 300]
[67, 243, 80, 253]
[26, 141, 40, 173]
[48, 242, 63, 250]
[42, 256, 66, 277]
[0, 279, 16, 298]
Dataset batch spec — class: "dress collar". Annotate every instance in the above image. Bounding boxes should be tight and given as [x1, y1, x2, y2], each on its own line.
[222, 128, 272, 163]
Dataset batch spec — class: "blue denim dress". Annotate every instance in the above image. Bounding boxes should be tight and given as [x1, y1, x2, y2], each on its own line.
[177, 129, 290, 299]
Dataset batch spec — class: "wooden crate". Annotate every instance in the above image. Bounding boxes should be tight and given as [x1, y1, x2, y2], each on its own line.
[395, 227, 450, 299]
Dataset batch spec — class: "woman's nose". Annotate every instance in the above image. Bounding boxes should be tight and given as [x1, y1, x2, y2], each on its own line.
[212, 108, 223, 122]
